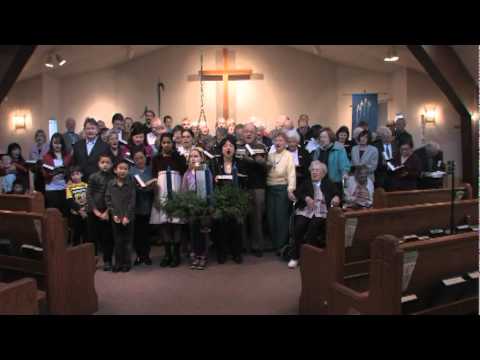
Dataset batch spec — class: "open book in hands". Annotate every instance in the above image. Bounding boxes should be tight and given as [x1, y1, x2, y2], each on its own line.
[386, 162, 405, 172]
[134, 174, 157, 188]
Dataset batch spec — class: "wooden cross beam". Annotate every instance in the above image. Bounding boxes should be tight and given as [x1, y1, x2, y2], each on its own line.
[199, 48, 253, 119]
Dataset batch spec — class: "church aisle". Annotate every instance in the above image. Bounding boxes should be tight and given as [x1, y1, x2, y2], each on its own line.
[95, 247, 301, 315]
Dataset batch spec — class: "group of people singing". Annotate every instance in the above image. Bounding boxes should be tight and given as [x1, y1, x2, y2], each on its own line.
[0, 111, 445, 270]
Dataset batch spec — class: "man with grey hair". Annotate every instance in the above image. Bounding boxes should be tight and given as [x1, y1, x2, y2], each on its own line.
[415, 140, 445, 189]
[237, 122, 269, 257]
[393, 115, 413, 149]
[373, 125, 397, 189]
[63, 117, 81, 154]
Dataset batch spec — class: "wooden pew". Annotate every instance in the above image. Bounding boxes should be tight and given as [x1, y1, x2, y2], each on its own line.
[0, 278, 40, 314]
[0, 208, 98, 314]
[0, 192, 45, 213]
[373, 183, 473, 209]
[299, 199, 478, 314]
[331, 232, 478, 315]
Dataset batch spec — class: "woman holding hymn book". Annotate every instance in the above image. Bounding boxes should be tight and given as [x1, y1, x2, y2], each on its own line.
[130, 148, 156, 266]
[388, 140, 422, 191]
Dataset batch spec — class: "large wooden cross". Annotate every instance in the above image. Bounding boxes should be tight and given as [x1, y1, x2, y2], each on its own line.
[199, 48, 253, 119]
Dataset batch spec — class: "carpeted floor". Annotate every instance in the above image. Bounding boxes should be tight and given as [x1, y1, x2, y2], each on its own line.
[95, 246, 301, 315]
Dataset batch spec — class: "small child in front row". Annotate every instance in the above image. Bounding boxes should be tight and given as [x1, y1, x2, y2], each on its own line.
[66, 166, 88, 246]
[1, 154, 16, 193]
[87, 154, 114, 270]
[181, 148, 213, 270]
[105, 159, 136, 273]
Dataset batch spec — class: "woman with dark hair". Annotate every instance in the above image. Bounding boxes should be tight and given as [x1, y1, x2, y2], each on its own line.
[42, 133, 72, 216]
[2, 143, 28, 186]
[129, 148, 155, 266]
[312, 127, 351, 193]
[388, 140, 422, 191]
[350, 129, 378, 182]
[122, 122, 153, 160]
[336, 126, 354, 159]
[172, 125, 184, 152]
[211, 135, 245, 264]
[150, 133, 188, 267]
[304, 124, 323, 154]
[106, 130, 127, 165]
[178, 128, 195, 160]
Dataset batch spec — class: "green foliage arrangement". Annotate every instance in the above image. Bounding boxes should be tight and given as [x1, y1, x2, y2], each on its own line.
[211, 185, 250, 221]
[161, 185, 251, 225]
[161, 191, 212, 223]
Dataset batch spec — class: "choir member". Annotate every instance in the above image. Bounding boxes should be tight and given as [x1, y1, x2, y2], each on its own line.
[237, 123, 269, 256]
[63, 117, 81, 155]
[343, 165, 374, 209]
[389, 140, 422, 191]
[266, 132, 296, 253]
[150, 133, 188, 267]
[130, 149, 154, 266]
[72, 118, 111, 182]
[335, 126, 353, 159]
[211, 135, 244, 264]
[42, 133, 72, 216]
[312, 127, 351, 194]
[289, 161, 340, 269]
[350, 130, 378, 183]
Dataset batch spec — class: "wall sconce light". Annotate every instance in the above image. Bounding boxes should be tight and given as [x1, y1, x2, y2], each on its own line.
[13, 114, 26, 130]
[422, 107, 437, 125]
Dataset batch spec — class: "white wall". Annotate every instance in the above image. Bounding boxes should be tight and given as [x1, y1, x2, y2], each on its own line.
[406, 69, 463, 177]
[0, 45, 464, 173]
[0, 76, 43, 153]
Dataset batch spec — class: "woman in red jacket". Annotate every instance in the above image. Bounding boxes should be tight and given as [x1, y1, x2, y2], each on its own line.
[42, 133, 73, 216]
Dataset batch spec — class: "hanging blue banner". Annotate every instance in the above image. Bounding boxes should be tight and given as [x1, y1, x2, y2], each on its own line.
[352, 93, 378, 131]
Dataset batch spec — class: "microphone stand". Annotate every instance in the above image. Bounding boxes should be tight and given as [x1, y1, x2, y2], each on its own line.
[447, 161, 455, 235]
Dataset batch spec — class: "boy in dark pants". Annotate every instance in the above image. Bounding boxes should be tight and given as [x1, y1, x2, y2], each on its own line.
[66, 166, 88, 245]
[87, 154, 114, 271]
[105, 159, 136, 273]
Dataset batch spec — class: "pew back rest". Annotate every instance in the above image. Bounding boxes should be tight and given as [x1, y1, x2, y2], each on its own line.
[326, 199, 479, 281]
[373, 184, 473, 209]
[368, 233, 478, 314]
[0, 208, 68, 314]
[0, 192, 45, 213]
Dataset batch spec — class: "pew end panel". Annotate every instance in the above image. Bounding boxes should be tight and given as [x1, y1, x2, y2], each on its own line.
[65, 243, 98, 315]
[0, 278, 39, 314]
[299, 245, 330, 315]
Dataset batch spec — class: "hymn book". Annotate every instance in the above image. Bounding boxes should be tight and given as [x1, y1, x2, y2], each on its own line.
[386, 162, 405, 172]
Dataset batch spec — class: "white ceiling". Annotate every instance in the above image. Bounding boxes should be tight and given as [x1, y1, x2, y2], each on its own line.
[18, 45, 474, 83]
[451, 45, 478, 84]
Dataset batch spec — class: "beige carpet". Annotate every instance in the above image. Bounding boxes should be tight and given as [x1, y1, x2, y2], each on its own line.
[95, 246, 301, 315]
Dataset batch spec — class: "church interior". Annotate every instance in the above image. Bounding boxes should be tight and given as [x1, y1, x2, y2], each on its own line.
[0, 45, 478, 315]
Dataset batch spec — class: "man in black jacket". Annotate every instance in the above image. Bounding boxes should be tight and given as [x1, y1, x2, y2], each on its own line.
[237, 123, 269, 257]
[288, 161, 341, 268]
[414, 141, 445, 189]
[73, 118, 110, 182]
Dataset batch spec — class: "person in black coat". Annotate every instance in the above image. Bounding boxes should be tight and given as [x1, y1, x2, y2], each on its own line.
[211, 135, 245, 264]
[288, 160, 341, 269]
[286, 131, 311, 188]
[73, 118, 110, 182]
[389, 140, 422, 191]
[372, 126, 398, 190]
[414, 141, 445, 189]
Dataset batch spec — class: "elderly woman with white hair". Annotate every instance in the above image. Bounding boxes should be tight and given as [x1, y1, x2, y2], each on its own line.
[288, 160, 341, 269]
[286, 131, 311, 188]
